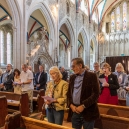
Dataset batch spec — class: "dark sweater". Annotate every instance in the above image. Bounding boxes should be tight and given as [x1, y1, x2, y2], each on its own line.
[99, 73, 120, 96]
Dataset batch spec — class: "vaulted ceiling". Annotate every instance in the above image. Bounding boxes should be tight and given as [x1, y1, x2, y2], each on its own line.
[86, 0, 122, 23]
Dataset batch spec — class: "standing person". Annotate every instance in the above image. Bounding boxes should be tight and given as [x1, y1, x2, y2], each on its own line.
[28, 66, 36, 86]
[67, 58, 100, 129]
[35, 65, 47, 90]
[0, 64, 14, 92]
[60, 67, 68, 81]
[98, 63, 119, 105]
[93, 62, 102, 78]
[0, 69, 3, 84]
[45, 66, 68, 125]
[113, 63, 127, 99]
[19, 64, 34, 113]
[123, 75, 129, 106]
[13, 69, 21, 94]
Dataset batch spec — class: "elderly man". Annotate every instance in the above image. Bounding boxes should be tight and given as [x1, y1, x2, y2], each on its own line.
[0, 64, 14, 92]
[67, 58, 100, 129]
[19, 64, 34, 113]
[93, 62, 102, 78]
[35, 65, 47, 90]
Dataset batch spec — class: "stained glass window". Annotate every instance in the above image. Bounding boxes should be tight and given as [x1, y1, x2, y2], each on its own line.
[111, 12, 115, 32]
[116, 7, 120, 31]
[7, 33, 12, 64]
[123, 2, 127, 31]
[0, 31, 4, 64]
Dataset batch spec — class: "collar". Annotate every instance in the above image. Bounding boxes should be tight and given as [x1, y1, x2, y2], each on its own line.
[76, 70, 85, 77]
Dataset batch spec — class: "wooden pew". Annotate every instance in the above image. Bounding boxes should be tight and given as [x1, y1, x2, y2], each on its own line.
[95, 114, 129, 129]
[4, 113, 72, 129]
[98, 103, 129, 118]
[21, 116, 72, 129]
[0, 91, 29, 116]
[118, 98, 126, 106]
[33, 90, 45, 112]
[0, 96, 8, 127]
[4, 111, 21, 129]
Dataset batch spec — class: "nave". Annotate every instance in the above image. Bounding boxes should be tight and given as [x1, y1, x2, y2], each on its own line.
[1, 0, 129, 129]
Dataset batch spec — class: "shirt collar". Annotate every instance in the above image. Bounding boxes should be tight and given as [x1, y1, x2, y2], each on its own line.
[76, 70, 85, 77]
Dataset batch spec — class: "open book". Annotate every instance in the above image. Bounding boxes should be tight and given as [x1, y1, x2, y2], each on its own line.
[99, 78, 107, 83]
[42, 96, 55, 102]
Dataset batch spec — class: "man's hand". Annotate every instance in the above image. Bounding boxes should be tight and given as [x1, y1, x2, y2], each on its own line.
[75, 105, 85, 113]
[36, 84, 40, 87]
[0, 83, 4, 88]
[126, 87, 129, 91]
[70, 104, 79, 114]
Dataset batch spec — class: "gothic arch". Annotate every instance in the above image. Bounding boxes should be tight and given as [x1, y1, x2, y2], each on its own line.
[91, 35, 98, 63]
[27, 1, 56, 56]
[78, 28, 89, 64]
[59, 17, 75, 58]
[5, 0, 22, 69]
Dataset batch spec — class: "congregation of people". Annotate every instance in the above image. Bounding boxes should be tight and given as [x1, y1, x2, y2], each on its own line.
[0, 58, 129, 129]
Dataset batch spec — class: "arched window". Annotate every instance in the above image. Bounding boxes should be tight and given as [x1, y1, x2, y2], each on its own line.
[0, 30, 4, 64]
[111, 12, 115, 32]
[66, 2, 70, 15]
[7, 32, 12, 64]
[123, 2, 127, 31]
[116, 7, 120, 31]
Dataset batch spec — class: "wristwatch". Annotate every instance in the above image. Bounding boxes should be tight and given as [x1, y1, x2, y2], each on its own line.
[82, 104, 86, 109]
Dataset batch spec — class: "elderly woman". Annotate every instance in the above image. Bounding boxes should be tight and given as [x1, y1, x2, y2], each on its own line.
[113, 63, 127, 99]
[123, 76, 129, 106]
[98, 63, 119, 105]
[45, 66, 68, 125]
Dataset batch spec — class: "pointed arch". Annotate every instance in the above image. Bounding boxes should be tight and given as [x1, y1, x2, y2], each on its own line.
[27, 1, 56, 56]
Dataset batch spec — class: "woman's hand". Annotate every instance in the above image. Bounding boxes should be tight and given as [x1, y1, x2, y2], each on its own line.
[45, 100, 52, 105]
[102, 82, 109, 87]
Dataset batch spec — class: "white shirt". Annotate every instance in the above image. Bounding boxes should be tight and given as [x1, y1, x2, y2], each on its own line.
[20, 69, 34, 91]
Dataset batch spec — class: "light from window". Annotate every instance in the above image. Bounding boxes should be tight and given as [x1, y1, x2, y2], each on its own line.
[123, 2, 127, 31]
[111, 12, 115, 32]
[7, 33, 12, 64]
[0, 31, 4, 64]
[116, 7, 120, 31]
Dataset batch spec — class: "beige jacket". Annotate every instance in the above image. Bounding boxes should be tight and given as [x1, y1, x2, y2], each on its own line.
[45, 80, 68, 111]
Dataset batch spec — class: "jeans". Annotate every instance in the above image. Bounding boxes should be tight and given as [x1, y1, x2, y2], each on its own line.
[47, 108, 64, 125]
[72, 112, 95, 129]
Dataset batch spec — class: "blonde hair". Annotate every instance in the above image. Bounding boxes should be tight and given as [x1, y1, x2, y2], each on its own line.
[49, 66, 62, 79]
[115, 63, 124, 72]
[102, 63, 111, 71]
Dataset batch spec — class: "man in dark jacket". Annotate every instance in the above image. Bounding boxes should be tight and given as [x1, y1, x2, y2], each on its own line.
[0, 64, 14, 92]
[67, 58, 100, 129]
[35, 65, 47, 90]
[60, 67, 68, 81]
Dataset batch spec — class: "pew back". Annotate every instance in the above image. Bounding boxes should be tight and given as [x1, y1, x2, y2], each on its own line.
[0, 96, 8, 127]
[95, 114, 129, 129]
[21, 116, 72, 129]
[0, 91, 29, 116]
[98, 103, 129, 118]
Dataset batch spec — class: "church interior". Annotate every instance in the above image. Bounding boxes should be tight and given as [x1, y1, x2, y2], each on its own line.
[0, 0, 129, 129]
